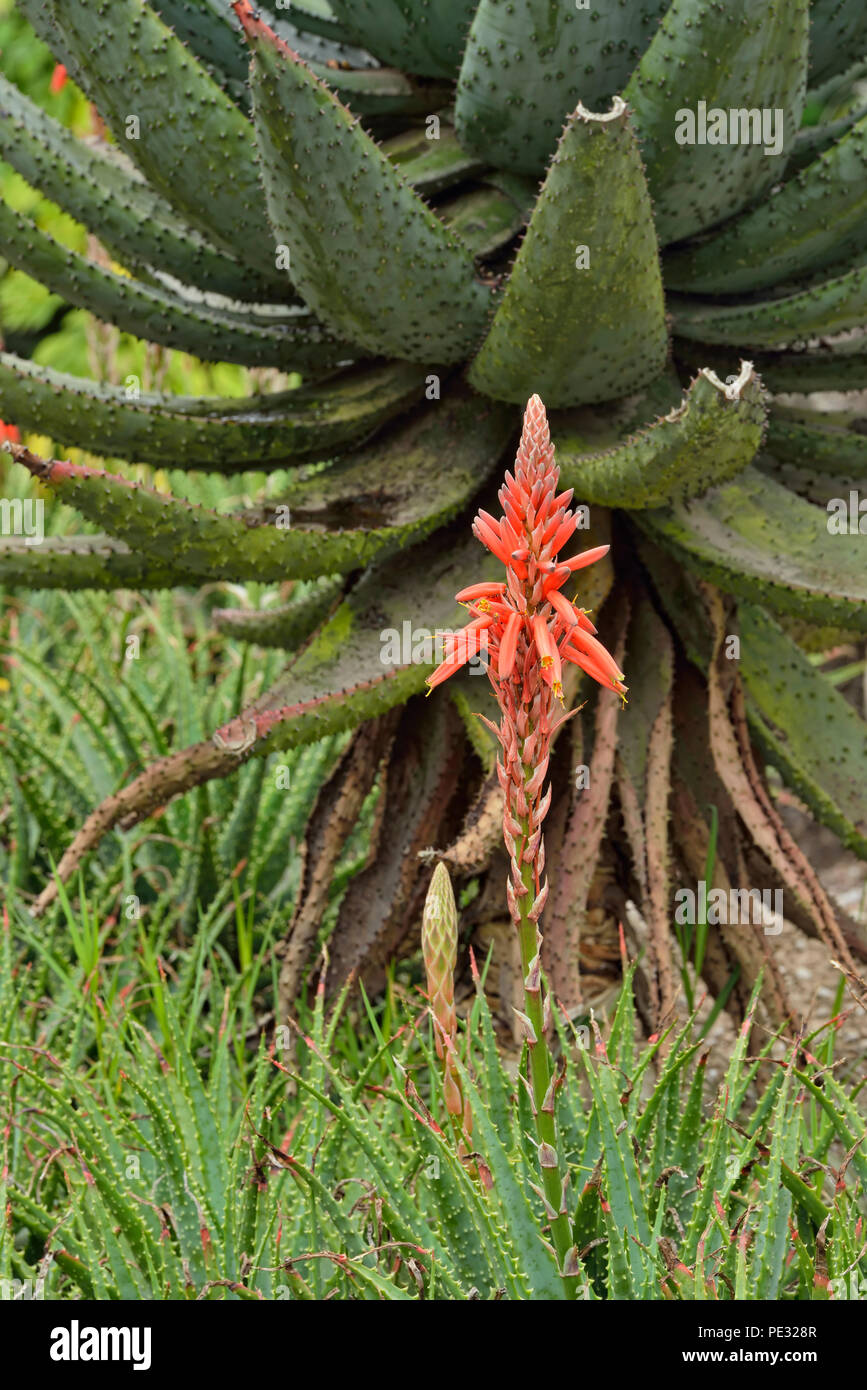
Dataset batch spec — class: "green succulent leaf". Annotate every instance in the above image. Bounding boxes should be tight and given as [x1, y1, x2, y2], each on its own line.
[381, 121, 487, 194]
[664, 112, 867, 293]
[240, 6, 490, 363]
[439, 176, 535, 260]
[263, 0, 350, 44]
[740, 603, 867, 860]
[454, 0, 669, 175]
[0, 73, 277, 303]
[671, 262, 867, 348]
[789, 99, 867, 171]
[212, 578, 343, 650]
[640, 465, 867, 631]
[0, 352, 423, 469]
[0, 533, 185, 591]
[767, 402, 867, 474]
[468, 99, 668, 407]
[149, 0, 377, 95]
[624, 0, 809, 244]
[809, 0, 867, 84]
[325, 0, 477, 79]
[555, 363, 766, 508]
[10, 388, 512, 582]
[212, 523, 495, 755]
[150, 0, 251, 87]
[0, 200, 345, 370]
[675, 339, 867, 393]
[32, 0, 281, 280]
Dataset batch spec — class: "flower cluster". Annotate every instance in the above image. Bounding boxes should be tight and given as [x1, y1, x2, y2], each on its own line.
[426, 394, 626, 703]
[426, 394, 625, 1284]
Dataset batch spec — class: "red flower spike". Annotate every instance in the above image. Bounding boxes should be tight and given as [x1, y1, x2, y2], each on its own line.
[426, 398, 625, 1269]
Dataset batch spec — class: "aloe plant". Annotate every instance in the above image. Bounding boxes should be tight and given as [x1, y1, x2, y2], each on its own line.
[1, 1, 867, 1027]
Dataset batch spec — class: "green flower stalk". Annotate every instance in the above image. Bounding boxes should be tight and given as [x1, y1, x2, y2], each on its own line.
[427, 394, 625, 1290]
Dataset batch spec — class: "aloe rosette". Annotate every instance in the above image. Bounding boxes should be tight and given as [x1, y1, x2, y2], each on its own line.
[1, 0, 867, 1024]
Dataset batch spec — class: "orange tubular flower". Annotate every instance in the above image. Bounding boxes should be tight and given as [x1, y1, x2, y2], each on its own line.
[425, 394, 626, 1290]
[426, 394, 626, 702]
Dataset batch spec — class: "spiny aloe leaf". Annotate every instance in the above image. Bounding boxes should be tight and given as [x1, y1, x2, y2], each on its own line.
[325, 0, 477, 79]
[381, 121, 486, 194]
[749, 1054, 797, 1300]
[260, 2, 376, 67]
[758, 455, 865, 511]
[579, 1046, 654, 1295]
[468, 99, 667, 407]
[766, 402, 867, 473]
[213, 579, 343, 650]
[664, 112, 867, 293]
[0, 200, 345, 370]
[11, 389, 512, 581]
[555, 363, 766, 508]
[671, 263, 867, 348]
[0, 352, 423, 469]
[545, 368, 683, 451]
[454, 0, 669, 175]
[809, 0, 867, 84]
[305, 65, 452, 117]
[323, 699, 469, 999]
[624, 0, 809, 244]
[150, 0, 251, 88]
[0, 74, 276, 303]
[36, 0, 281, 281]
[616, 599, 676, 1029]
[439, 177, 534, 260]
[150, 0, 377, 93]
[740, 603, 867, 860]
[449, 1055, 563, 1299]
[0, 533, 185, 592]
[640, 465, 867, 631]
[278, 714, 401, 1010]
[267, 0, 349, 43]
[211, 523, 491, 758]
[545, 610, 623, 1016]
[238, 4, 490, 364]
[790, 99, 867, 170]
[675, 339, 867, 393]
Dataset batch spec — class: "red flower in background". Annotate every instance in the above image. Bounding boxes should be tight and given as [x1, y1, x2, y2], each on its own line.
[0, 421, 21, 444]
[50, 64, 68, 94]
